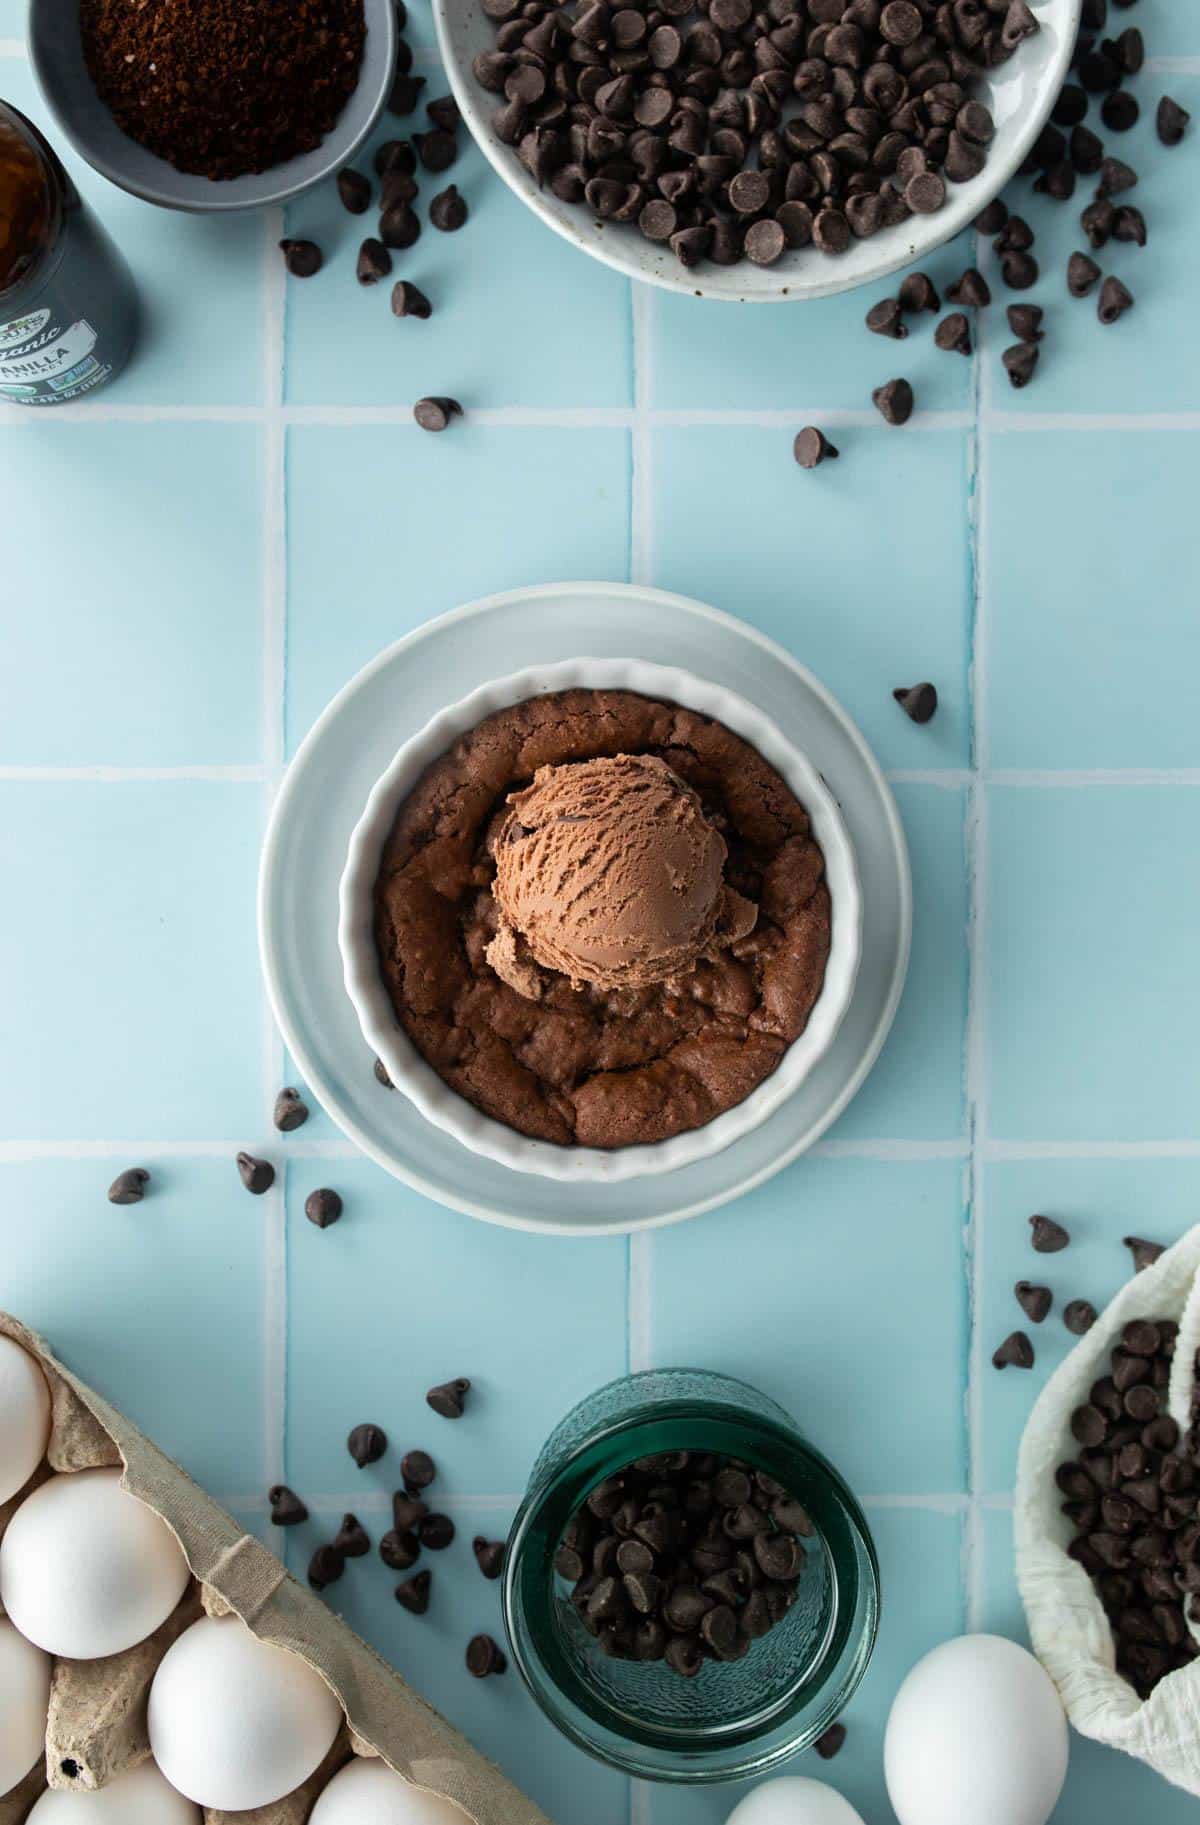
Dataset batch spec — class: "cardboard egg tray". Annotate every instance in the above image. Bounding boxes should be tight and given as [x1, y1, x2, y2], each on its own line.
[0, 1313, 554, 1825]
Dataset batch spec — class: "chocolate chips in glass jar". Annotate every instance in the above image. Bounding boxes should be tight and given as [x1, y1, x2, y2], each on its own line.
[555, 1451, 813, 1672]
[471, 0, 1041, 273]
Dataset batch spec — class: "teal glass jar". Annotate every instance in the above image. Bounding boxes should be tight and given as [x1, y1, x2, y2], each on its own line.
[502, 1369, 879, 1783]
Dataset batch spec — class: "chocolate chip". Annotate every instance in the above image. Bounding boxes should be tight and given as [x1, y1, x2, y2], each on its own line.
[419, 1512, 456, 1551]
[794, 426, 840, 468]
[413, 397, 463, 433]
[308, 1544, 344, 1589]
[1001, 250, 1039, 290]
[935, 311, 972, 355]
[1007, 303, 1045, 343]
[905, 169, 946, 214]
[1064, 1300, 1098, 1336]
[236, 1152, 275, 1195]
[1157, 96, 1190, 146]
[401, 1450, 436, 1489]
[396, 1569, 432, 1613]
[892, 682, 937, 723]
[348, 1422, 387, 1467]
[745, 219, 787, 266]
[392, 1492, 428, 1531]
[388, 74, 426, 116]
[466, 1634, 507, 1677]
[1031, 1214, 1070, 1253]
[946, 269, 991, 309]
[374, 1056, 395, 1088]
[1123, 1235, 1163, 1272]
[1072, 1404, 1109, 1447]
[664, 1634, 704, 1678]
[1068, 250, 1102, 296]
[337, 168, 371, 214]
[1113, 205, 1147, 247]
[430, 184, 469, 231]
[392, 281, 433, 320]
[415, 129, 458, 174]
[379, 204, 421, 249]
[1101, 91, 1138, 132]
[973, 200, 1008, 236]
[898, 270, 940, 313]
[375, 138, 416, 178]
[866, 296, 908, 339]
[872, 377, 914, 425]
[279, 238, 322, 277]
[427, 1377, 471, 1418]
[1081, 196, 1116, 248]
[107, 1167, 149, 1205]
[381, 170, 418, 209]
[427, 94, 461, 132]
[273, 1087, 309, 1132]
[268, 1484, 308, 1526]
[815, 1722, 847, 1760]
[813, 208, 851, 255]
[996, 213, 1035, 253]
[1099, 157, 1138, 195]
[1070, 125, 1104, 175]
[304, 1188, 343, 1229]
[993, 1331, 1035, 1370]
[334, 1513, 370, 1557]
[380, 1528, 420, 1570]
[1098, 275, 1134, 323]
[1052, 84, 1088, 128]
[474, 1537, 506, 1580]
[1016, 1282, 1053, 1324]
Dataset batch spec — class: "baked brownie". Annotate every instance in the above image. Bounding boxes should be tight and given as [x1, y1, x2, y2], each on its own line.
[373, 689, 832, 1149]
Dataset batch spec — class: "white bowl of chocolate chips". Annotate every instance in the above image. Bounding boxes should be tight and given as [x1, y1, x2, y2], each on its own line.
[340, 656, 863, 1183]
[433, 0, 1081, 299]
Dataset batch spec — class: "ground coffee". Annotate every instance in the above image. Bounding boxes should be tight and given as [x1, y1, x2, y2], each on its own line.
[79, 0, 367, 181]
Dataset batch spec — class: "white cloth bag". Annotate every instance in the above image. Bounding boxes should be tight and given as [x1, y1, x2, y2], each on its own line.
[1015, 1223, 1200, 1796]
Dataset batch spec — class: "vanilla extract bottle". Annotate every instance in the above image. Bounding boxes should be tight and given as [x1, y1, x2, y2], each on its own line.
[0, 100, 136, 405]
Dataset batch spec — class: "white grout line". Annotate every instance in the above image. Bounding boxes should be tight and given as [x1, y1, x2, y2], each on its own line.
[0, 404, 265, 425]
[887, 769, 973, 788]
[985, 1139, 1200, 1160]
[861, 1493, 970, 1513]
[992, 412, 1200, 433]
[653, 407, 971, 429]
[991, 768, 1200, 787]
[810, 1138, 968, 1159]
[1144, 57, 1200, 75]
[0, 764, 265, 782]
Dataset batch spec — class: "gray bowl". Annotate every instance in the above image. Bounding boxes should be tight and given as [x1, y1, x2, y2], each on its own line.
[29, 0, 397, 213]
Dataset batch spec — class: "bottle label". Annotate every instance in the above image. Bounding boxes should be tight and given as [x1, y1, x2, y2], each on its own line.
[0, 310, 106, 402]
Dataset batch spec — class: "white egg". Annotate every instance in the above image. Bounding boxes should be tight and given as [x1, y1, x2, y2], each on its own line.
[0, 1337, 52, 1506]
[725, 1777, 866, 1825]
[0, 1617, 51, 1796]
[0, 1470, 190, 1660]
[148, 1616, 341, 1811]
[309, 1756, 469, 1823]
[885, 1634, 1068, 1825]
[27, 1758, 201, 1821]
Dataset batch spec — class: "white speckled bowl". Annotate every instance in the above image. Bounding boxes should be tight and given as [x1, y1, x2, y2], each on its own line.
[432, 0, 1081, 300]
[339, 657, 862, 1182]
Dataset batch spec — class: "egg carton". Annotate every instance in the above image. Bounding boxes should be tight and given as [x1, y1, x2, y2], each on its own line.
[0, 1313, 554, 1825]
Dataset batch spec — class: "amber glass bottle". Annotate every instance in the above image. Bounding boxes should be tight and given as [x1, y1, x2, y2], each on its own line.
[0, 101, 136, 405]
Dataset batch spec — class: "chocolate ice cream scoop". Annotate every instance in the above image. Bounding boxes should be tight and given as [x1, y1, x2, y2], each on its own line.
[486, 753, 756, 995]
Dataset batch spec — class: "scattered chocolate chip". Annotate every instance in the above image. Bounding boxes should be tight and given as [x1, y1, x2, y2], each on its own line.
[236, 1152, 275, 1195]
[466, 1634, 506, 1677]
[1123, 1235, 1164, 1273]
[427, 1378, 471, 1419]
[396, 1569, 432, 1613]
[1081, 196, 1116, 248]
[1053, 84, 1088, 128]
[387, 73, 426, 116]
[474, 1537, 507, 1580]
[392, 280, 433, 320]
[1113, 205, 1147, 247]
[1099, 156, 1138, 195]
[1070, 125, 1104, 175]
[273, 1087, 309, 1132]
[334, 1513, 370, 1557]
[898, 271, 941, 313]
[1157, 96, 1190, 147]
[872, 377, 913, 425]
[1065, 1299, 1094, 1343]
[308, 1544, 344, 1589]
[430, 184, 469, 231]
[1001, 250, 1039, 290]
[1016, 1282, 1053, 1324]
[1101, 91, 1139, 133]
[935, 311, 972, 355]
[279, 238, 322, 278]
[1031, 1214, 1070, 1254]
[107, 1167, 149, 1206]
[357, 238, 393, 285]
[993, 1331, 1035, 1370]
[380, 1528, 420, 1570]
[379, 204, 421, 249]
[393, 1492, 429, 1532]
[304, 1188, 343, 1229]
[1007, 303, 1045, 343]
[375, 138, 416, 178]
[337, 168, 371, 214]
[401, 1450, 436, 1489]
[1068, 250, 1102, 296]
[892, 682, 938, 724]
[348, 1422, 387, 1467]
[419, 1512, 456, 1551]
[867, 296, 908, 339]
[946, 269, 991, 309]
[268, 1484, 308, 1526]
[793, 426, 839, 469]
[427, 94, 461, 132]
[415, 128, 458, 173]
[1098, 275, 1134, 324]
[906, 169, 946, 215]
[1002, 343, 1040, 389]
[374, 1057, 395, 1088]
[974, 200, 1008, 236]
[815, 1722, 847, 1760]
[413, 397, 463, 433]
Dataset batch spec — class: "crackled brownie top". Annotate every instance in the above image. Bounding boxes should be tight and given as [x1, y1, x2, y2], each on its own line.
[373, 689, 832, 1149]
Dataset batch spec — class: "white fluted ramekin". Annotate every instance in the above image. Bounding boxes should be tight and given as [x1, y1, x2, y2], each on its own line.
[339, 658, 862, 1182]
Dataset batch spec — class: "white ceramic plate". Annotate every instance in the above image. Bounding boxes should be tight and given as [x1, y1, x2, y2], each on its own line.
[258, 584, 911, 1234]
[432, 0, 1081, 301]
[339, 657, 863, 1181]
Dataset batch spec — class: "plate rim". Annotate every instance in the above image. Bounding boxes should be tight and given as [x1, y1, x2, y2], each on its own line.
[258, 582, 913, 1235]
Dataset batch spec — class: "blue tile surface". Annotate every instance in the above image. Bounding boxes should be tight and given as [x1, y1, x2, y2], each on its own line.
[986, 786, 1200, 1142]
[3, 6, 1200, 1822]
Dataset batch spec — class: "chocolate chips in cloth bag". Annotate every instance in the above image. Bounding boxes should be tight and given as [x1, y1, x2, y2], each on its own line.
[1015, 1224, 1200, 1796]
[0, 1312, 554, 1825]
